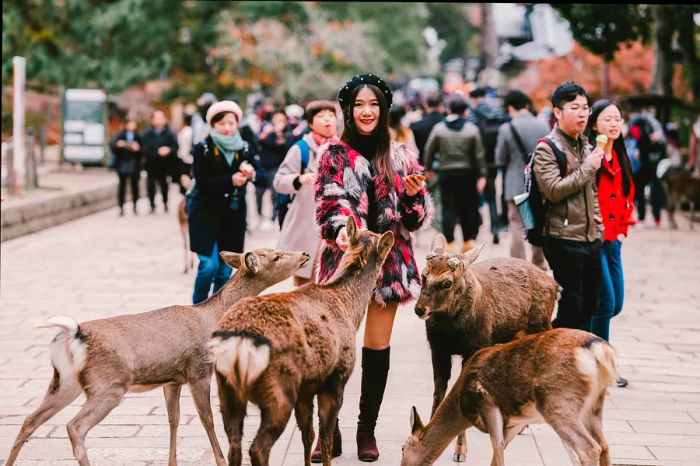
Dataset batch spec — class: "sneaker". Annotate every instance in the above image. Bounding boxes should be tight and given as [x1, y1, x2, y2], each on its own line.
[616, 376, 629, 387]
[461, 239, 475, 253]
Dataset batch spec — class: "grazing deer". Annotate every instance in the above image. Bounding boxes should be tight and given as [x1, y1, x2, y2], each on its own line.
[401, 328, 618, 466]
[209, 216, 394, 466]
[5, 248, 309, 466]
[661, 167, 699, 230]
[414, 233, 559, 462]
[178, 196, 195, 273]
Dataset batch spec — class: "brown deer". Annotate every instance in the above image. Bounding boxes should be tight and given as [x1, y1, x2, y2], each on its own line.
[414, 233, 559, 462]
[208, 216, 394, 466]
[4, 248, 309, 466]
[401, 328, 618, 466]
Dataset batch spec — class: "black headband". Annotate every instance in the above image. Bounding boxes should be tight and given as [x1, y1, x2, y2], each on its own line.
[337, 73, 393, 109]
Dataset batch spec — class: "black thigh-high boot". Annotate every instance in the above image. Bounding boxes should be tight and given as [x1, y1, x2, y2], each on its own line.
[356, 346, 390, 462]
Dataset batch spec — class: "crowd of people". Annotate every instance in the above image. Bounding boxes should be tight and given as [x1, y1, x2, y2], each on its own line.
[106, 76, 698, 462]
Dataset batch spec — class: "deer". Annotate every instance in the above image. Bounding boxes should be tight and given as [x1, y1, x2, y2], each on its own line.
[208, 216, 394, 466]
[413, 233, 559, 462]
[401, 328, 618, 466]
[4, 248, 310, 466]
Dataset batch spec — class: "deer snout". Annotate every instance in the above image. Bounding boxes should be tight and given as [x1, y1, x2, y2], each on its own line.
[299, 252, 310, 266]
[414, 306, 431, 320]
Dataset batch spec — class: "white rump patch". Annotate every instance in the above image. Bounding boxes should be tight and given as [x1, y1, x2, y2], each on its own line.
[39, 316, 87, 392]
[209, 336, 270, 390]
[575, 347, 598, 378]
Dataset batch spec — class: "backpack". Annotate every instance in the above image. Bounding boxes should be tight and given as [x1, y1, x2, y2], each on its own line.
[475, 113, 506, 165]
[276, 139, 310, 229]
[520, 136, 568, 247]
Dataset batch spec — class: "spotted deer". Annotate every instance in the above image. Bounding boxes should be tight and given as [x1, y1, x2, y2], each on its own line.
[414, 233, 559, 462]
[401, 328, 618, 466]
[208, 216, 394, 466]
[5, 248, 309, 466]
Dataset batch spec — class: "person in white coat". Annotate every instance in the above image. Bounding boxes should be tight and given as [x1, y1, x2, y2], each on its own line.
[273, 100, 339, 286]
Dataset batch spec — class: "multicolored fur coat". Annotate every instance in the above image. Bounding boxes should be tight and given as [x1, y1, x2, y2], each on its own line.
[314, 140, 432, 305]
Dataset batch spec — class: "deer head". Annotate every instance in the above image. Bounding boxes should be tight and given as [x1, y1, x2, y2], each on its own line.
[414, 233, 484, 320]
[332, 216, 394, 280]
[220, 249, 309, 288]
[400, 406, 428, 466]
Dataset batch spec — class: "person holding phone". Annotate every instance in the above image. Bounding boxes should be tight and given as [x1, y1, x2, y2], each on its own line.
[314, 73, 431, 462]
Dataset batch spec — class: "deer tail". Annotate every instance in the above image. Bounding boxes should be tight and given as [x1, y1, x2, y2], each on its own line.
[209, 330, 271, 395]
[590, 340, 619, 386]
[36, 316, 87, 387]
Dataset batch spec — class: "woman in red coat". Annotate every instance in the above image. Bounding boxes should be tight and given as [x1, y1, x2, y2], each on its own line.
[314, 73, 431, 462]
[586, 100, 635, 387]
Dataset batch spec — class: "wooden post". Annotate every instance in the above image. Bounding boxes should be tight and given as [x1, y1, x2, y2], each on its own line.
[26, 128, 38, 189]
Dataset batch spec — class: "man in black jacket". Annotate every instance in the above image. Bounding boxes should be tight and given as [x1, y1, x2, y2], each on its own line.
[410, 94, 445, 165]
[141, 109, 179, 213]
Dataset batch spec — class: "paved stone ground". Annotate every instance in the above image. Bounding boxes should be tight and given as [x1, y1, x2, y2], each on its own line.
[1, 186, 699, 465]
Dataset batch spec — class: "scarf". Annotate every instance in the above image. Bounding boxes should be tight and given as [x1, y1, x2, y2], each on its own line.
[211, 129, 246, 165]
[311, 131, 338, 147]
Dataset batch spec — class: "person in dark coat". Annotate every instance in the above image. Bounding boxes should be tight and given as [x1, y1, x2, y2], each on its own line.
[409, 94, 445, 165]
[141, 109, 179, 213]
[188, 101, 262, 304]
[110, 116, 143, 216]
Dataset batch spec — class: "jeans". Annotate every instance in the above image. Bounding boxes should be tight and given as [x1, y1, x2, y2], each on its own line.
[439, 169, 480, 243]
[543, 237, 602, 331]
[590, 240, 624, 341]
[192, 241, 233, 304]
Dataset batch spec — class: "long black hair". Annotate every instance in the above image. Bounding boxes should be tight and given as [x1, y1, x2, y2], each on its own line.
[341, 83, 393, 184]
[585, 99, 633, 196]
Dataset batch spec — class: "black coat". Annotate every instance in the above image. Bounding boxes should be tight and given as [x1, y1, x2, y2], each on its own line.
[141, 125, 179, 176]
[188, 137, 263, 256]
[410, 111, 444, 165]
[109, 130, 143, 175]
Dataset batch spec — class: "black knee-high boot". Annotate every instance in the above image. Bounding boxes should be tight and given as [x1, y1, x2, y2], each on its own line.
[356, 346, 390, 462]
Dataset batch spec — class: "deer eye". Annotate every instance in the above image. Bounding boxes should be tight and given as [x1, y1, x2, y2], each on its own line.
[274, 256, 281, 262]
[442, 280, 453, 289]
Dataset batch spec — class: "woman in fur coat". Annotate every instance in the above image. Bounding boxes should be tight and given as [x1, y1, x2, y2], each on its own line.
[314, 73, 431, 462]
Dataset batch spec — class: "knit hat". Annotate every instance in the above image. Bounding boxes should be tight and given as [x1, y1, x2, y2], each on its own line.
[205, 100, 243, 125]
[337, 73, 393, 110]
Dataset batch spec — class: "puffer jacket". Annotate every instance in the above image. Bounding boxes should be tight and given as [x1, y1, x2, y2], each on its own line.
[424, 117, 486, 175]
[533, 125, 603, 243]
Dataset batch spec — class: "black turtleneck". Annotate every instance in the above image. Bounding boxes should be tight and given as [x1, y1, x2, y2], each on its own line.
[351, 134, 379, 164]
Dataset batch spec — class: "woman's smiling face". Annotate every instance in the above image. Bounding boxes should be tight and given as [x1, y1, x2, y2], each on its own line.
[353, 86, 380, 135]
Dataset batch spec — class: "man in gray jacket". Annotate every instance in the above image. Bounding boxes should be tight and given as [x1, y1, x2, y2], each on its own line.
[533, 81, 604, 331]
[425, 97, 486, 252]
[495, 89, 550, 270]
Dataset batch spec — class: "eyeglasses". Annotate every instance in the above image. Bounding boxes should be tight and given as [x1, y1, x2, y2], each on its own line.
[598, 117, 624, 124]
[564, 106, 591, 115]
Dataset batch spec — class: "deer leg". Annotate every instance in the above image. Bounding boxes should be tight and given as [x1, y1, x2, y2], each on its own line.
[586, 394, 610, 466]
[215, 371, 246, 466]
[5, 369, 82, 465]
[249, 399, 295, 466]
[66, 389, 126, 466]
[452, 431, 467, 462]
[294, 392, 315, 466]
[189, 377, 226, 466]
[163, 383, 182, 466]
[430, 350, 452, 417]
[481, 406, 505, 466]
[547, 416, 601, 466]
[317, 386, 344, 466]
[181, 225, 190, 273]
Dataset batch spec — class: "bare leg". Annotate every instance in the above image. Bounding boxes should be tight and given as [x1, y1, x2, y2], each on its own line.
[294, 392, 315, 466]
[5, 370, 81, 465]
[188, 377, 226, 466]
[66, 390, 126, 466]
[163, 384, 182, 466]
[216, 372, 246, 466]
[363, 300, 398, 349]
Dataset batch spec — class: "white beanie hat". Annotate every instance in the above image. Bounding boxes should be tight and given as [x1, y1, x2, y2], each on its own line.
[206, 100, 243, 125]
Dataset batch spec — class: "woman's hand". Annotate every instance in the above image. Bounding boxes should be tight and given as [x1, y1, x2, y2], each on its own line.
[476, 177, 487, 194]
[299, 173, 316, 186]
[232, 172, 248, 186]
[239, 161, 255, 179]
[336, 226, 349, 251]
[617, 233, 626, 242]
[403, 173, 425, 196]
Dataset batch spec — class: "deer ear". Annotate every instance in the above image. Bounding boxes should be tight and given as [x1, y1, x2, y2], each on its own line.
[431, 233, 447, 253]
[461, 242, 484, 267]
[346, 216, 359, 244]
[244, 252, 260, 273]
[377, 231, 395, 259]
[220, 251, 244, 269]
[410, 406, 424, 434]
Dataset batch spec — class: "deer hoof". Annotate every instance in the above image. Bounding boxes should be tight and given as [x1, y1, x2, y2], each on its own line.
[453, 452, 466, 462]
